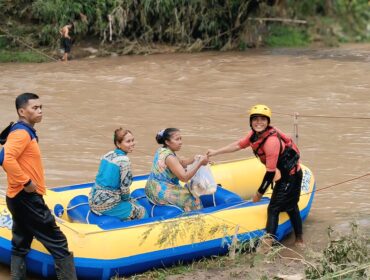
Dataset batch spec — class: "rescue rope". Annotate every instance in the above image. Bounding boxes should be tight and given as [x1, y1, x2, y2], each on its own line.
[299, 172, 370, 196]
[198, 170, 370, 236]
[45, 107, 155, 158]
[189, 98, 370, 120]
[274, 111, 370, 120]
[0, 27, 58, 62]
[299, 114, 370, 120]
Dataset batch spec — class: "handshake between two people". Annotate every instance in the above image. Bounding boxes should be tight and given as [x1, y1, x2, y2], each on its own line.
[192, 148, 221, 166]
[205, 148, 282, 204]
[195, 148, 223, 165]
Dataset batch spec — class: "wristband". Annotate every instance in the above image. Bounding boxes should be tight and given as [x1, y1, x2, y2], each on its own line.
[257, 171, 275, 194]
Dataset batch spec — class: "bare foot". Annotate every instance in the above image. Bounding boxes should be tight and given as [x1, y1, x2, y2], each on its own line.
[295, 238, 305, 248]
[256, 237, 273, 254]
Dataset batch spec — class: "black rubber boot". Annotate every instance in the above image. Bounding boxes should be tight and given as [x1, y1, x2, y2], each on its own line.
[55, 253, 77, 280]
[10, 255, 26, 280]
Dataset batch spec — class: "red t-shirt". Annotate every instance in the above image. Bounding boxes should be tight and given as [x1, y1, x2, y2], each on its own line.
[238, 127, 299, 173]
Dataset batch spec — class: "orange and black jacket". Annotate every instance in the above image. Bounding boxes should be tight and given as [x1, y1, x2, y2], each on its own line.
[0, 122, 46, 198]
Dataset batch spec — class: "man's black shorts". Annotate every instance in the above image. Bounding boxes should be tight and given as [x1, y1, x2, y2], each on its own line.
[61, 37, 72, 53]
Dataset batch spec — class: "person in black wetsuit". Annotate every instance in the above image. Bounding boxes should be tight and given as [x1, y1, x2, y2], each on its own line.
[207, 104, 304, 252]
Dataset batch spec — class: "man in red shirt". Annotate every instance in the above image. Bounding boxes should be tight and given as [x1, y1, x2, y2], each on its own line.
[0, 93, 77, 279]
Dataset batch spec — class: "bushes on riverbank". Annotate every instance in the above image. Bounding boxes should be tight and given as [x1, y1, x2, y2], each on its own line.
[0, 0, 369, 61]
[305, 223, 369, 279]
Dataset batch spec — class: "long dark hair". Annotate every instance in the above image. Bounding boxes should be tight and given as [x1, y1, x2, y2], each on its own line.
[156, 128, 179, 147]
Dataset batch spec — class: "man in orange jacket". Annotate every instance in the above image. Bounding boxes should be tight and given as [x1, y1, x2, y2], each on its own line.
[0, 93, 77, 280]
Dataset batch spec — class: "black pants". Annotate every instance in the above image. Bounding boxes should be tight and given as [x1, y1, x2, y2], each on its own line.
[61, 37, 72, 53]
[6, 190, 70, 259]
[265, 169, 303, 239]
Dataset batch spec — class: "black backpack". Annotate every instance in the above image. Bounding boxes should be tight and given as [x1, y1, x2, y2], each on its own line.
[0, 122, 14, 145]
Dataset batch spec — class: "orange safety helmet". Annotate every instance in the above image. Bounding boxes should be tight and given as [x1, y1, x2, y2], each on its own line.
[249, 104, 272, 125]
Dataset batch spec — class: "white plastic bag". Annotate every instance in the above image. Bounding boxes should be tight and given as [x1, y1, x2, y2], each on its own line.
[187, 164, 217, 197]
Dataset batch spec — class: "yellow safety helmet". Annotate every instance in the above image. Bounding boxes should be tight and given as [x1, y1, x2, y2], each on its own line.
[249, 104, 272, 125]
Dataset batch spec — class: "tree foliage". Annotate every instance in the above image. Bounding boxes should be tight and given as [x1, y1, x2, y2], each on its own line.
[0, 0, 369, 51]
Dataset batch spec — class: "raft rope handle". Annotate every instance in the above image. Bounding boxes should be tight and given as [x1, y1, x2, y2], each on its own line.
[86, 210, 91, 224]
[132, 194, 184, 217]
[65, 202, 94, 224]
[66, 202, 90, 211]
[60, 171, 370, 236]
[151, 205, 155, 218]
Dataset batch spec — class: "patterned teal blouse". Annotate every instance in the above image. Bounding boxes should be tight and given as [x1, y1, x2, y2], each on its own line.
[89, 148, 132, 213]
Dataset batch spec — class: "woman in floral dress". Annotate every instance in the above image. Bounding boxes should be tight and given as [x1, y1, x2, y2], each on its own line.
[145, 128, 208, 211]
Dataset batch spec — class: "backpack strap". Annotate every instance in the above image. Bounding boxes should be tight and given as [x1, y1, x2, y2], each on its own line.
[0, 122, 14, 145]
[10, 122, 38, 142]
[0, 121, 10, 164]
[253, 129, 277, 158]
[0, 147, 4, 166]
[276, 132, 283, 156]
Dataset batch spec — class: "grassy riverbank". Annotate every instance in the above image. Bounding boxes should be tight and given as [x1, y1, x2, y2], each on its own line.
[116, 223, 369, 280]
[0, 50, 49, 63]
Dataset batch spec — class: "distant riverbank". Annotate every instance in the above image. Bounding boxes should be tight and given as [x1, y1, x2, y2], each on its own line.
[1, 0, 368, 63]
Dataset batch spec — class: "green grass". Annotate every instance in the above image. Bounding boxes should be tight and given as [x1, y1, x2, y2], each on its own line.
[0, 37, 8, 48]
[265, 25, 310, 48]
[0, 50, 49, 63]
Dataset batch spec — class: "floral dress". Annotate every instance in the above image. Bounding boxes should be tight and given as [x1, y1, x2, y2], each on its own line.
[89, 149, 147, 220]
[145, 147, 201, 211]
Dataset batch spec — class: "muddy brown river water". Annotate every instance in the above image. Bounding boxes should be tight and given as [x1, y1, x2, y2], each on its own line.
[0, 44, 369, 279]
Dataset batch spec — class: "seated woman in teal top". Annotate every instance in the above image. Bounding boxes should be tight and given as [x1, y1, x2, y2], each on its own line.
[145, 128, 209, 212]
[89, 128, 147, 220]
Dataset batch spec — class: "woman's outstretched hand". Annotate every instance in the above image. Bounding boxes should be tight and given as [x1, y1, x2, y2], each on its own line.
[206, 149, 217, 157]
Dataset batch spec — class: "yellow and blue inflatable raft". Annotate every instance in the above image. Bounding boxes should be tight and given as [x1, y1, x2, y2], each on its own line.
[0, 158, 315, 279]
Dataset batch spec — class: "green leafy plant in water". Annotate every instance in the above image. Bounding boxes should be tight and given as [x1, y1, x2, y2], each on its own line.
[305, 223, 370, 279]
